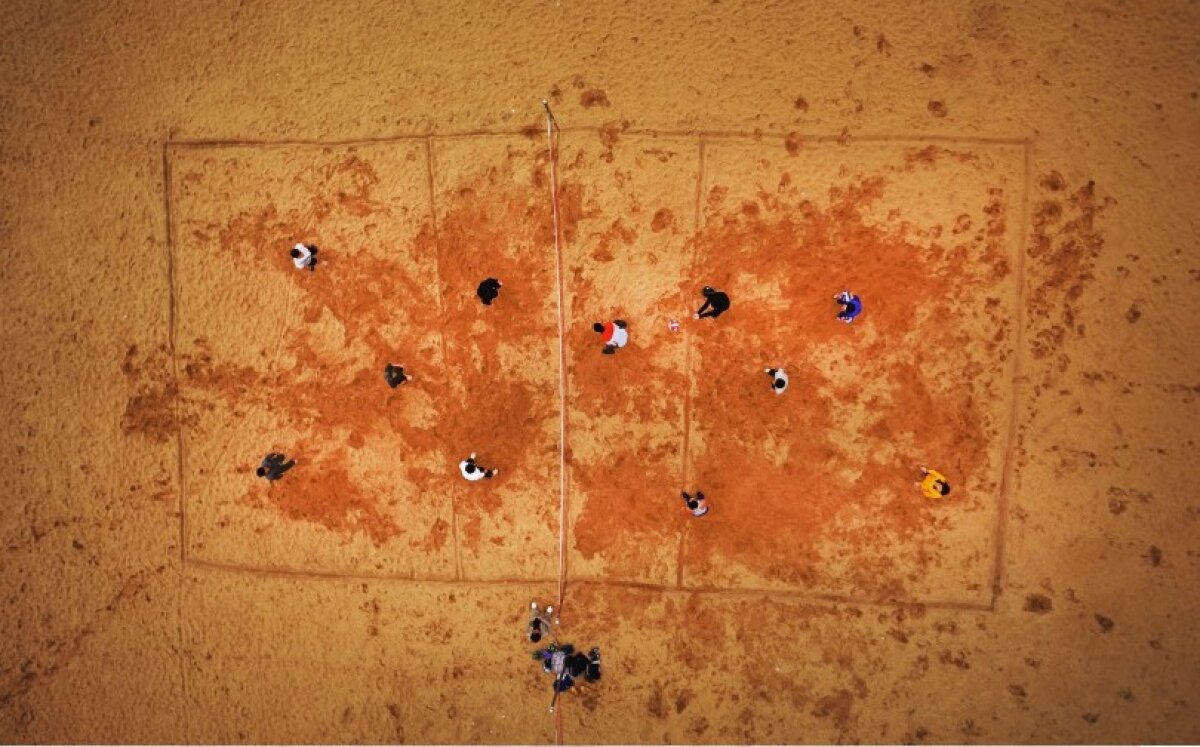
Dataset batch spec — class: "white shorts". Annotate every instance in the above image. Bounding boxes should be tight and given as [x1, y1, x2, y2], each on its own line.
[459, 461, 486, 481]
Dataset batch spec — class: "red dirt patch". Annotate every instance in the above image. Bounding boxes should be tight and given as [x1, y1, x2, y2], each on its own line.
[175, 149, 559, 547]
[678, 175, 997, 586]
[580, 89, 610, 108]
[651, 208, 675, 232]
[249, 451, 400, 545]
[785, 132, 804, 155]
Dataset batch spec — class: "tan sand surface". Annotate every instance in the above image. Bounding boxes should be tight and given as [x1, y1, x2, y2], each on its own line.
[2, 1, 1199, 743]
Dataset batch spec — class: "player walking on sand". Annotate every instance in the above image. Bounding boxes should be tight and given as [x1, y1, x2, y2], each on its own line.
[764, 367, 789, 394]
[680, 491, 710, 517]
[459, 452, 498, 480]
[835, 290, 862, 324]
[583, 647, 602, 683]
[564, 648, 601, 684]
[256, 452, 295, 481]
[694, 285, 731, 319]
[527, 601, 556, 643]
[916, 467, 951, 500]
[383, 363, 411, 388]
[534, 642, 603, 711]
[290, 243, 318, 272]
[477, 277, 502, 306]
[593, 320, 629, 355]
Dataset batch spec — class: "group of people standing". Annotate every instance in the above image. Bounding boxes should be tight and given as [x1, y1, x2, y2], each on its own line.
[258, 250, 947, 500]
[528, 601, 601, 709]
[254, 239, 951, 713]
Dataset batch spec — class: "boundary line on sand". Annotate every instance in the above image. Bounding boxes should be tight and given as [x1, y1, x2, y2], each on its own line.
[422, 135, 464, 583]
[675, 137, 707, 590]
[569, 578, 993, 612]
[988, 139, 1033, 609]
[187, 556, 559, 585]
[166, 129, 1031, 150]
[543, 102, 570, 747]
[161, 139, 191, 745]
[162, 145, 185, 568]
[544, 109, 571, 616]
[164, 131, 1032, 619]
[184, 557, 991, 612]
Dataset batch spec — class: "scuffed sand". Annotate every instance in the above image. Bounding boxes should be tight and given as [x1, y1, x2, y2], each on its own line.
[1, 1, 1198, 743]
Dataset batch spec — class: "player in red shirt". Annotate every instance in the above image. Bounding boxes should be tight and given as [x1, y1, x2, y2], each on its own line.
[592, 319, 629, 355]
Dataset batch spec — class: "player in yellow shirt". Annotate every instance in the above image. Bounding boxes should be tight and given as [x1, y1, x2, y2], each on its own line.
[917, 467, 951, 500]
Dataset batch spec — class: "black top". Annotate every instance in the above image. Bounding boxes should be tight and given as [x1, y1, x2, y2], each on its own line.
[258, 453, 294, 480]
[477, 278, 501, 305]
[705, 290, 730, 312]
[384, 364, 407, 388]
[565, 653, 590, 678]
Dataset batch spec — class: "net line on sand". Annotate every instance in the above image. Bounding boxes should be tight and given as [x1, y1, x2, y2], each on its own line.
[542, 99, 568, 746]
[543, 101, 569, 617]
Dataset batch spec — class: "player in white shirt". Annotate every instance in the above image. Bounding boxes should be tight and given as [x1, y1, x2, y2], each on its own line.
[680, 491, 709, 517]
[290, 243, 318, 271]
[592, 320, 629, 355]
[764, 367, 788, 395]
[459, 452, 498, 481]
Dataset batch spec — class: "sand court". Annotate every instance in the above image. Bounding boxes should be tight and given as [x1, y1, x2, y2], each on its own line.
[5, 3, 1198, 739]
[170, 141, 457, 578]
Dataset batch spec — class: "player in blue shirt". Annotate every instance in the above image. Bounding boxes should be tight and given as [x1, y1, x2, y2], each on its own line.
[834, 290, 862, 324]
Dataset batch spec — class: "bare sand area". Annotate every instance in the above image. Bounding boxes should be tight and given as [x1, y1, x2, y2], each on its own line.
[1, 1, 1198, 743]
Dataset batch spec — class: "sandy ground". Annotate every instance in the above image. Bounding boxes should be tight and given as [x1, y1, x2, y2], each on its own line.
[2, 0, 1199, 743]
